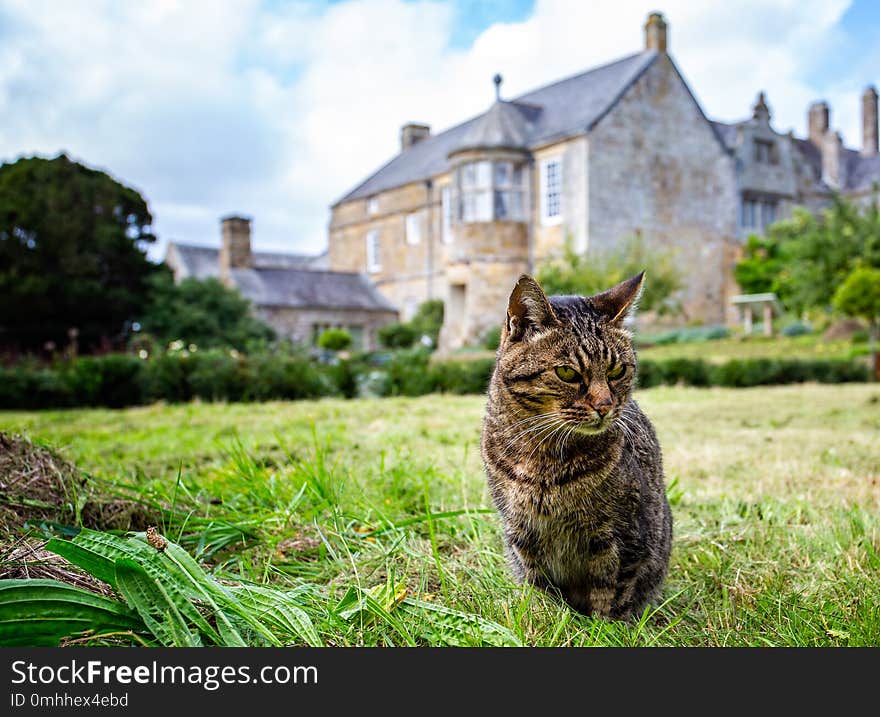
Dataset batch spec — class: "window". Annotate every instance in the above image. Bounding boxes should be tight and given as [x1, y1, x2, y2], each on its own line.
[365, 230, 381, 273]
[405, 212, 423, 245]
[540, 157, 562, 225]
[494, 162, 525, 220]
[754, 139, 775, 164]
[741, 196, 778, 232]
[367, 197, 379, 214]
[441, 185, 453, 243]
[456, 159, 526, 223]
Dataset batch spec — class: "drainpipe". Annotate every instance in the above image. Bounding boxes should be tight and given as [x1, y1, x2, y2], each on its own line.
[425, 179, 434, 299]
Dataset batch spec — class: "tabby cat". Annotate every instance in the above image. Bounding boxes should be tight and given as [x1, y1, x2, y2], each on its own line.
[481, 272, 672, 620]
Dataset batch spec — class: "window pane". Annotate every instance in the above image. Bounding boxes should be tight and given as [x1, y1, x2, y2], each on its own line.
[494, 162, 511, 188]
[442, 186, 453, 242]
[512, 164, 524, 188]
[476, 161, 492, 189]
[461, 163, 476, 189]
[406, 212, 421, 245]
[475, 190, 492, 221]
[543, 159, 562, 219]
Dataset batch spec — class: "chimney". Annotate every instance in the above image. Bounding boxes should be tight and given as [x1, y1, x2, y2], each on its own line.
[400, 123, 431, 151]
[219, 215, 252, 283]
[821, 131, 846, 189]
[862, 85, 878, 156]
[644, 12, 668, 53]
[752, 91, 771, 123]
[808, 101, 829, 146]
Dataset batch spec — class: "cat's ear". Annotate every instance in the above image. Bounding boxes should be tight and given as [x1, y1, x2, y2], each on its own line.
[505, 274, 557, 342]
[591, 272, 645, 327]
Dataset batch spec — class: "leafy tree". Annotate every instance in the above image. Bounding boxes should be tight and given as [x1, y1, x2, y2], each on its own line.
[734, 235, 784, 294]
[0, 154, 159, 352]
[737, 198, 880, 313]
[409, 299, 444, 345]
[833, 266, 880, 380]
[317, 328, 352, 352]
[378, 322, 417, 349]
[138, 272, 275, 351]
[536, 234, 681, 315]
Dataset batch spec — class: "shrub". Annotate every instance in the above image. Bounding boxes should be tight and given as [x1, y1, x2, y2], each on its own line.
[143, 353, 193, 403]
[781, 321, 812, 337]
[432, 358, 495, 394]
[384, 348, 437, 396]
[317, 328, 352, 352]
[244, 352, 334, 401]
[65, 355, 145, 407]
[378, 323, 418, 349]
[187, 350, 248, 402]
[410, 299, 444, 345]
[482, 326, 502, 351]
[0, 365, 72, 409]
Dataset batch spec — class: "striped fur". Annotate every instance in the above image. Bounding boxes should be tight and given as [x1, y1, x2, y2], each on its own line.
[480, 273, 672, 620]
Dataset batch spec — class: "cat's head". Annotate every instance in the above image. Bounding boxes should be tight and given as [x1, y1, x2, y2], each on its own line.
[494, 272, 644, 434]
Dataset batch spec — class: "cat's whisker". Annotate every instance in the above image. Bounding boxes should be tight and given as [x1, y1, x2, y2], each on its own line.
[524, 419, 567, 464]
[501, 415, 562, 451]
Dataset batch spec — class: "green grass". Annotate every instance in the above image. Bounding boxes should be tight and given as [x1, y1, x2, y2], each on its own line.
[637, 333, 861, 362]
[2, 383, 879, 646]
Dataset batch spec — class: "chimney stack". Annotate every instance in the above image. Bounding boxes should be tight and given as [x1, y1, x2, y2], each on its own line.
[862, 85, 878, 156]
[821, 131, 846, 190]
[219, 215, 252, 284]
[808, 101, 829, 146]
[400, 123, 431, 152]
[644, 12, 668, 53]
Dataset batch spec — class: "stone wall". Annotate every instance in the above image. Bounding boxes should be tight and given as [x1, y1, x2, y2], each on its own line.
[586, 55, 738, 324]
[438, 221, 528, 351]
[329, 178, 451, 314]
[256, 306, 398, 351]
[531, 136, 588, 258]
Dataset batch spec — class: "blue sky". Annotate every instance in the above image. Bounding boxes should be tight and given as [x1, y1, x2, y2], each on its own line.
[0, 0, 877, 260]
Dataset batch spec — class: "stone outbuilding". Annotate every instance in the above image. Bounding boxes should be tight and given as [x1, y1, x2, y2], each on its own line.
[165, 216, 398, 350]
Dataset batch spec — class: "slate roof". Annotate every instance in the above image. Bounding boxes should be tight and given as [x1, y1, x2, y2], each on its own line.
[165, 242, 390, 312]
[453, 100, 537, 154]
[335, 51, 659, 204]
[169, 242, 327, 278]
[229, 268, 397, 312]
[711, 120, 880, 193]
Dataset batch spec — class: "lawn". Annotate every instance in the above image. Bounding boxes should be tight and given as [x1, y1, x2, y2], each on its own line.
[1, 383, 879, 646]
[637, 333, 863, 362]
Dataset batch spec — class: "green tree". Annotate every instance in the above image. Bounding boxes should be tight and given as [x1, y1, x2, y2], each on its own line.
[410, 299, 444, 345]
[536, 234, 682, 315]
[737, 198, 880, 313]
[734, 235, 784, 294]
[833, 266, 880, 380]
[0, 154, 159, 352]
[317, 328, 352, 352]
[377, 322, 417, 349]
[138, 272, 275, 351]
[0, 154, 156, 351]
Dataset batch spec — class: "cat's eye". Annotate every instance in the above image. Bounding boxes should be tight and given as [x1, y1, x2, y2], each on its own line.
[554, 366, 581, 383]
[607, 365, 626, 380]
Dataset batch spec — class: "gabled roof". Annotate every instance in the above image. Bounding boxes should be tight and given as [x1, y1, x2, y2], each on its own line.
[334, 51, 659, 205]
[711, 120, 880, 194]
[168, 241, 327, 279]
[230, 268, 397, 312]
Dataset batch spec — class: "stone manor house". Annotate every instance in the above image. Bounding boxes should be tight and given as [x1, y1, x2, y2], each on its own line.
[168, 12, 879, 352]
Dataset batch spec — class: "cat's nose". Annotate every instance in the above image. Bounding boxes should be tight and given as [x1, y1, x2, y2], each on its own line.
[593, 400, 612, 416]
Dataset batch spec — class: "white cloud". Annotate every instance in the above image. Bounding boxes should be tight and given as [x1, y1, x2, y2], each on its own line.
[0, 0, 873, 262]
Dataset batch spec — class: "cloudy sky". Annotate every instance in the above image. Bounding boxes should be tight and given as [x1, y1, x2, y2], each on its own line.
[2, 0, 878, 261]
